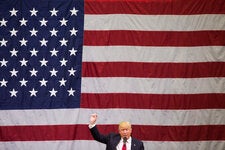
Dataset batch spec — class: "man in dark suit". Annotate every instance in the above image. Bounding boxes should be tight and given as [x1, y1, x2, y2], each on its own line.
[89, 113, 144, 150]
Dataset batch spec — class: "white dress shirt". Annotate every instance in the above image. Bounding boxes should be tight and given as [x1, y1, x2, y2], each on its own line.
[116, 137, 132, 150]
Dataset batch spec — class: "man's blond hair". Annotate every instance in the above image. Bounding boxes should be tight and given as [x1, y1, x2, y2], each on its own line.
[118, 121, 132, 130]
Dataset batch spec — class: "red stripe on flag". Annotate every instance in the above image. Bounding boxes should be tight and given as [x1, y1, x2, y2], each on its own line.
[99, 125, 225, 141]
[135, 125, 225, 141]
[85, 0, 225, 14]
[0, 125, 92, 141]
[82, 62, 225, 78]
[81, 93, 225, 109]
[1, 125, 225, 141]
[84, 31, 225, 46]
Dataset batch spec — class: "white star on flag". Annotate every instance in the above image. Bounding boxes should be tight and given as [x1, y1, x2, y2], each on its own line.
[10, 28, 18, 36]
[70, 7, 79, 16]
[29, 88, 38, 97]
[10, 68, 18, 77]
[0, 58, 8, 67]
[39, 78, 48, 87]
[0, 18, 7, 26]
[49, 88, 57, 97]
[50, 28, 58, 36]
[39, 18, 48, 26]
[19, 38, 28, 46]
[10, 48, 18, 57]
[59, 78, 67, 86]
[20, 58, 28, 66]
[40, 58, 48, 66]
[30, 28, 38, 36]
[9, 89, 18, 97]
[19, 78, 28, 87]
[50, 68, 58, 77]
[50, 48, 58, 56]
[59, 38, 68, 46]
[40, 38, 48, 46]
[0, 38, 8, 46]
[30, 8, 38, 16]
[67, 88, 75, 96]
[10, 8, 18, 16]
[30, 48, 38, 56]
[68, 67, 76, 76]
[70, 28, 78, 36]
[50, 8, 58, 16]
[19, 18, 28, 26]
[60, 18, 68, 26]
[69, 48, 77, 56]
[0, 78, 8, 87]
[60, 58, 68, 66]
[30, 68, 38, 76]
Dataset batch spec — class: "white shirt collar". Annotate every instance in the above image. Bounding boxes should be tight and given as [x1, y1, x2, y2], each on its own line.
[120, 137, 132, 144]
[117, 137, 132, 150]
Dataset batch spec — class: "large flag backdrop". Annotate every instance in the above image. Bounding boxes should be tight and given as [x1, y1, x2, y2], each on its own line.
[0, 0, 225, 149]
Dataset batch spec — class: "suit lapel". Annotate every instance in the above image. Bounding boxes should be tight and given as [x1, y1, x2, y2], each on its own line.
[131, 138, 136, 150]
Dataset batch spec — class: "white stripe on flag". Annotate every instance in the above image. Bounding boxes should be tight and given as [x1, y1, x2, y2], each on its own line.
[1, 109, 225, 126]
[83, 46, 225, 62]
[1, 141, 225, 150]
[84, 14, 225, 31]
[81, 77, 225, 94]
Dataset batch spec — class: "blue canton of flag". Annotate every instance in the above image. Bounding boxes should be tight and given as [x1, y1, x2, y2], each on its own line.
[0, 0, 84, 109]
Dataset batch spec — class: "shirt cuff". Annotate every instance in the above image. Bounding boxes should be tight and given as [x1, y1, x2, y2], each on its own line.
[88, 123, 96, 129]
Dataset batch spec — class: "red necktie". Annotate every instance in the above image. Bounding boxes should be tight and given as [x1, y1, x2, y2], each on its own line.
[122, 143, 126, 150]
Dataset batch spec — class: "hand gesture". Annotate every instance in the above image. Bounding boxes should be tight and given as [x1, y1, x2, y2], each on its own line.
[90, 113, 97, 125]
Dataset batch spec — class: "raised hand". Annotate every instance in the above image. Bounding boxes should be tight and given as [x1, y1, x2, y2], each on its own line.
[90, 113, 97, 125]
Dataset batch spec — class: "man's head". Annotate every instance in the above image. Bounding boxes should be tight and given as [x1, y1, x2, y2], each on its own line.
[118, 121, 132, 139]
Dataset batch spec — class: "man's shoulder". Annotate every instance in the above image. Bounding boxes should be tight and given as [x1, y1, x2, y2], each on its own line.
[108, 132, 120, 138]
[132, 137, 143, 144]
[107, 133, 121, 143]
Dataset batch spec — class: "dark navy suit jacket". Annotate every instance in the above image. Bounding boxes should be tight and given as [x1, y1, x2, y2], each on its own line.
[90, 125, 144, 150]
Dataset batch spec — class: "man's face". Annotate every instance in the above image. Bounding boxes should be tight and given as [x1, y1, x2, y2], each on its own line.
[119, 122, 132, 139]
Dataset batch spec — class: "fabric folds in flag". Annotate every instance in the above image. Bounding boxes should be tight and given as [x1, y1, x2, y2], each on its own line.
[0, 0, 225, 149]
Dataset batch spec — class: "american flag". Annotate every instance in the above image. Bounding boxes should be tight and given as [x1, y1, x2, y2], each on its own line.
[1, 0, 225, 149]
